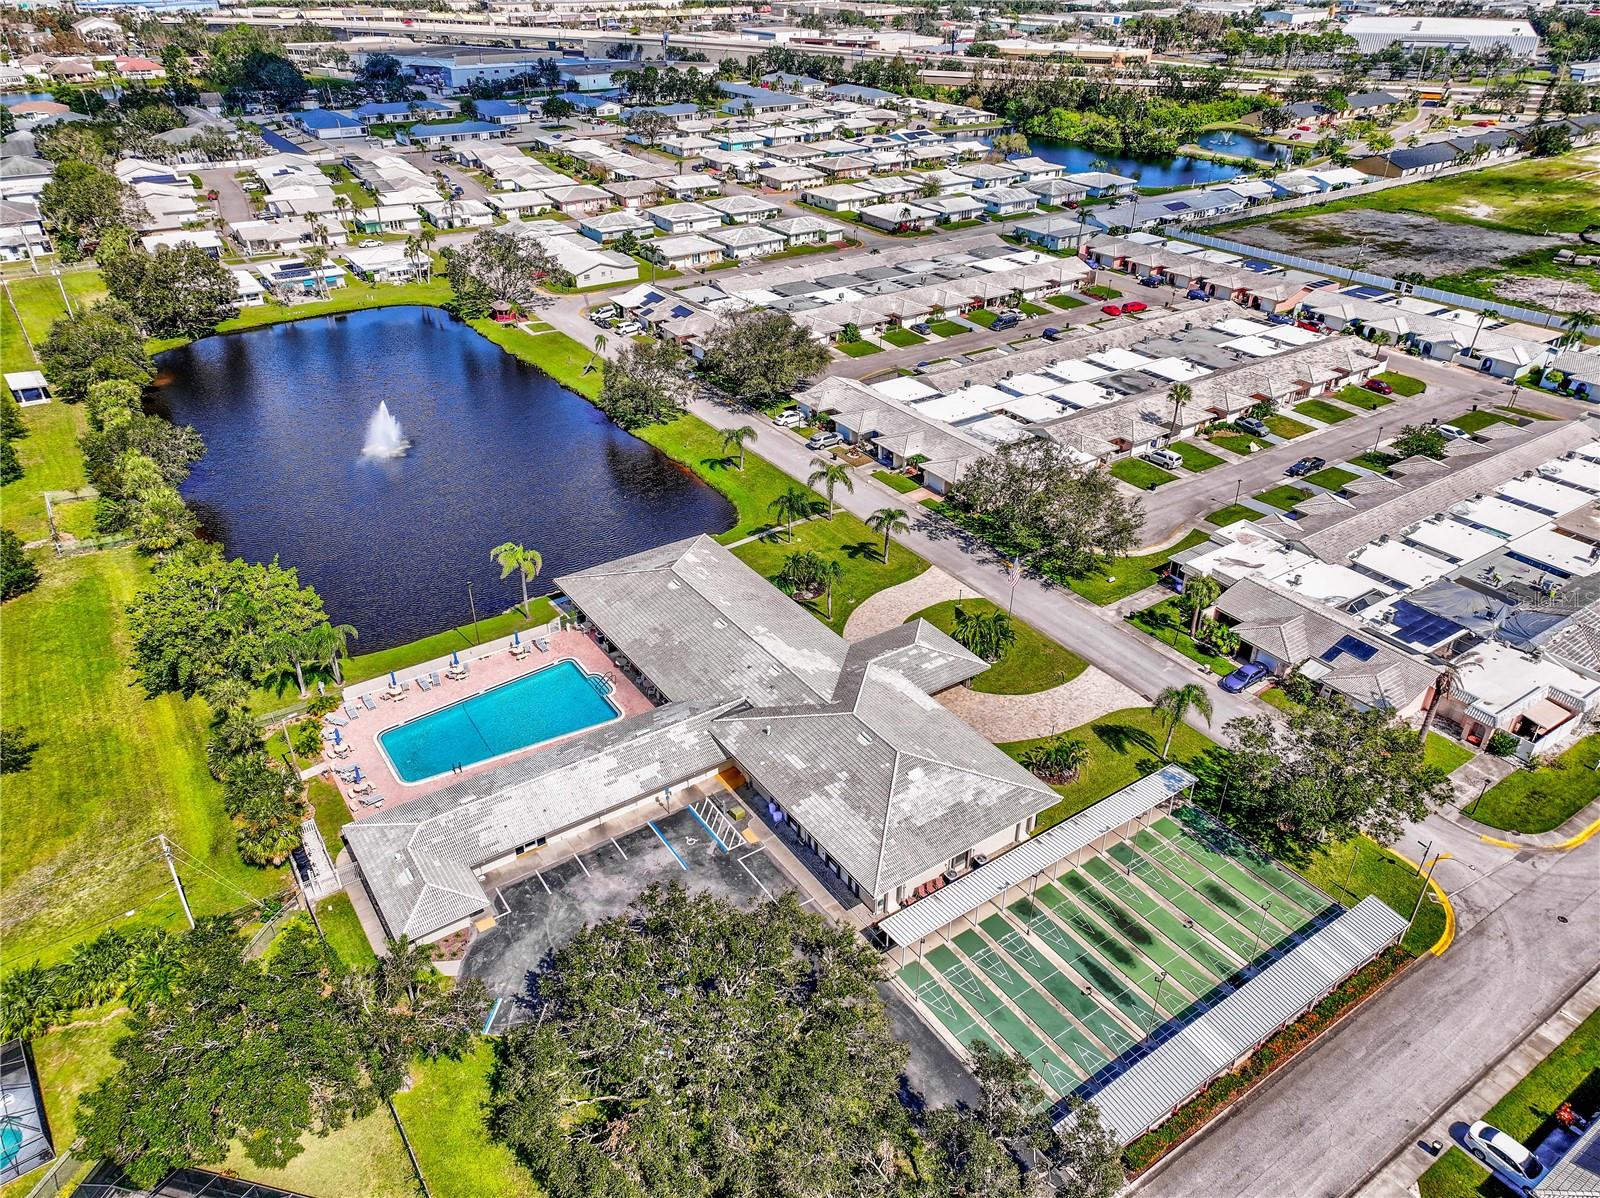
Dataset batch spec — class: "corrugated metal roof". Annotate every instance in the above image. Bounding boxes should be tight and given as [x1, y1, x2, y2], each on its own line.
[878, 765, 1197, 946]
[1072, 896, 1407, 1142]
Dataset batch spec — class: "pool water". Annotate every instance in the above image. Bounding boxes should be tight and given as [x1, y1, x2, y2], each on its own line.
[378, 659, 620, 783]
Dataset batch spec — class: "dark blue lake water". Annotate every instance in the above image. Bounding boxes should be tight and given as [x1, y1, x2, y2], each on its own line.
[1028, 139, 1261, 187]
[150, 306, 734, 650]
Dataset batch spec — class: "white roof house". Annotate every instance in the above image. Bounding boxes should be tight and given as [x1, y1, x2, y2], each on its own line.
[705, 225, 783, 259]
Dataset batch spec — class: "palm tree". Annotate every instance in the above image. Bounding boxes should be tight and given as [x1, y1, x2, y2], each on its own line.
[305, 621, 359, 686]
[585, 332, 606, 375]
[418, 225, 437, 259]
[806, 456, 854, 517]
[333, 193, 354, 228]
[1561, 308, 1595, 348]
[490, 542, 543, 618]
[268, 630, 310, 698]
[768, 487, 816, 540]
[721, 424, 756, 469]
[866, 506, 909, 562]
[819, 558, 845, 620]
[1416, 652, 1481, 745]
[1154, 683, 1212, 760]
[301, 244, 328, 299]
[1168, 381, 1192, 439]
[1180, 573, 1221, 636]
[952, 606, 1016, 662]
[403, 233, 427, 280]
[1467, 308, 1500, 357]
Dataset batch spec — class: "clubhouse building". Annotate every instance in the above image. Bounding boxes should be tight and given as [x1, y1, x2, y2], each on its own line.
[344, 535, 1057, 943]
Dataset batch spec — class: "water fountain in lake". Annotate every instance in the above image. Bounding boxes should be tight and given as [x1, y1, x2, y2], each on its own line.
[362, 401, 409, 458]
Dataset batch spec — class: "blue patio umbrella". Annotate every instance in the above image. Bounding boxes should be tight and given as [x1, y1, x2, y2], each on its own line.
[389, 670, 398, 687]
[451, 650, 460, 667]
[512, 630, 521, 646]
[352, 765, 363, 783]
[333, 727, 342, 746]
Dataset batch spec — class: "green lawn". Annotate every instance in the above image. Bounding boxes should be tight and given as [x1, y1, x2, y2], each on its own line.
[1353, 450, 1400, 472]
[1451, 409, 1515, 434]
[928, 319, 968, 337]
[732, 512, 927, 634]
[1127, 598, 1235, 675]
[1259, 685, 1299, 714]
[1377, 370, 1426, 396]
[1265, 414, 1315, 439]
[1294, 399, 1356, 424]
[1205, 504, 1257, 528]
[1082, 284, 1121, 300]
[906, 598, 1087, 695]
[1044, 294, 1084, 310]
[1, 549, 285, 968]
[1002, 708, 1218, 833]
[309, 777, 347, 848]
[1208, 432, 1271, 456]
[395, 1043, 535, 1198]
[1468, 735, 1600, 834]
[466, 320, 602, 401]
[315, 892, 377, 969]
[1425, 734, 1475, 777]
[338, 599, 559, 695]
[634, 414, 793, 543]
[872, 468, 921, 494]
[966, 308, 1001, 328]
[1254, 484, 1314, 511]
[1, 1011, 123, 1195]
[1419, 1007, 1600, 1198]
[1335, 385, 1392, 411]
[2, 270, 109, 373]
[220, 1105, 417, 1198]
[1110, 458, 1178, 489]
[1171, 441, 1226, 472]
[0, 398, 89, 542]
[1304, 466, 1359, 490]
[1062, 530, 1212, 606]
[1296, 836, 1447, 956]
[1019, 301, 1050, 316]
[838, 339, 883, 357]
[881, 327, 926, 347]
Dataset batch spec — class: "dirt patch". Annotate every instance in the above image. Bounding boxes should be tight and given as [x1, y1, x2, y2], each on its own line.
[1491, 273, 1600, 310]
[1236, 208, 1565, 277]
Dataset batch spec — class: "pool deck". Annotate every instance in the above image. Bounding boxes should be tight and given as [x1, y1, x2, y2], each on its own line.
[321, 626, 655, 819]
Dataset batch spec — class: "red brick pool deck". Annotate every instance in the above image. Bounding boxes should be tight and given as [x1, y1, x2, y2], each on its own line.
[323, 627, 654, 819]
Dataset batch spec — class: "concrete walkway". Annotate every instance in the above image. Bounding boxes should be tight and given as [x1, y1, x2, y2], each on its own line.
[842, 564, 964, 641]
[1356, 967, 1600, 1198]
[935, 667, 1144, 745]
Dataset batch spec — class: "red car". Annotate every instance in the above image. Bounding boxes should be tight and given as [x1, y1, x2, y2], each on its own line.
[1123, 300, 1148, 314]
[1296, 320, 1322, 332]
[1363, 378, 1394, 395]
[1101, 304, 1123, 316]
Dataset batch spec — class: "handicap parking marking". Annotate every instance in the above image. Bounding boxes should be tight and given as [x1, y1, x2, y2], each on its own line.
[648, 820, 689, 870]
[687, 803, 733, 852]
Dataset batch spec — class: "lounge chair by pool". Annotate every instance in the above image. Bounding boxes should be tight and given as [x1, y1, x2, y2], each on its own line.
[359, 794, 384, 808]
[361, 694, 378, 710]
[344, 702, 361, 720]
[535, 638, 550, 653]
[416, 676, 431, 691]
[325, 712, 348, 727]
[429, 671, 442, 687]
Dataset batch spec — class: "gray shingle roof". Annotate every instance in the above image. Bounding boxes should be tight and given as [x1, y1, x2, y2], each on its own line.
[713, 660, 1054, 897]
[344, 700, 738, 939]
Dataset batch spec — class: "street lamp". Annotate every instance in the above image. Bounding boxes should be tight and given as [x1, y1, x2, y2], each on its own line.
[1252, 899, 1273, 954]
[1408, 852, 1443, 934]
[1151, 970, 1168, 1028]
[1373, 423, 1385, 453]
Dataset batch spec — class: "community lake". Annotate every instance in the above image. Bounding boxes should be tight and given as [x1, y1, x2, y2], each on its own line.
[150, 306, 735, 650]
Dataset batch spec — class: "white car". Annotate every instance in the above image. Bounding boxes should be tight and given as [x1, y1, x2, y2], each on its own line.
[772, 409, 801, 427]
[358, 239, 383, 248]
[1465, 1121, 1546, 1193]
[1439, 423, 1471, 440]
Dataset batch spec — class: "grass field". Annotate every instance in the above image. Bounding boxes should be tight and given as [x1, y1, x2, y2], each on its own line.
[732, 512, 927, 634]
[1254, 484, 1313, 511]
[1002, 708, 1218, 833]
[1062, 530, 1211, 606]
[1296, 836, 1447, 956]
[1171, 441, 1226, 472]
[0, 1010, 123, 1195]
[1208, 432, 1271, 456]
[1353, 450, 1401, 472]
[1082, 284, 1121, 301]
[0, 398, 89, 543]
[966, 309, 1002, 328]
[838, 339, 883, 357]
[1, 270, 109, 374]
[928, 319, 968, 337]
[1304, 466, 1359, 490]
[315, 893, 377, 969]
[1425, 734, 1475, 777]
[219, 1105, 417, 1198]
[465, 320, 602, 401]
[1335, 385, 1392, 411]
[1467, 735, 1599, 834]
[1127, 598, 1235, 675]
[395, 1044, 535, 1198]
[881, 327, 926, 347]
[1205, 504, 1257, 527]
[1110, 458, 1178, 489]
[872, 468, 921, 494]
[1265, 414, 1315, 439]
[1419, 1007, 1600, 1198]
[1451, 409, 1515, 434]
[1294, 399, 1355, 424]
[1, 549, 285, 968]
[907, 598, 1087, 694]
[633, 414, 794, 543]
[1378, 371, 1427, 396]
[1044, 294, 1084, 311]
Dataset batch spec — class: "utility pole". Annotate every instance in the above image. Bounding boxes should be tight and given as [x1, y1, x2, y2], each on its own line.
[1408, 852, 1442, 933]
[466, 580, 481, 645]
[160, 834, 195, 929]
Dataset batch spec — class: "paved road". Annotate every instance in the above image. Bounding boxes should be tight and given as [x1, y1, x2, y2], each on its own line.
[1133, 835, 1600, 1198]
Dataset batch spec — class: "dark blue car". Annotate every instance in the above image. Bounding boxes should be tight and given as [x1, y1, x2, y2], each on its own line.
[1219, 661, 1268, 693]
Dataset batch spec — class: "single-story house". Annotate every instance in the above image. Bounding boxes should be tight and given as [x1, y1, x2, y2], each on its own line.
[603, 179, 660, 210]
[419, 197, 494, 228]
[857, 202, 938, 233]
[475, 99, 532, 125]
[353, 204, 423, 234]
[229, 218, 320, 256]
[254, 258, 348, 295]
[918, 193, 986, 224]
[980, 186, 1038, 217]
[140, 229, 223, 257]
[801, 183, 875, 213]
[342, 244, 428, 284]
[643, 234, 723, 270]
[763, 214, 846, 247]
[662, 174, 721, 200]
[541, 185, 612, 216]
[1064, 170, 1138, 197]
[297, 109, 365, 141]
[706, 224, 784, 260]
[647, 202, 725, 235]
[559, 93, 622, 118]
[704, 195, 781, 224]
[406, 120, 510, 149]
[230, 268, 267, 307]
[579, 209, 655, 243]
[758, 164, 827, 192]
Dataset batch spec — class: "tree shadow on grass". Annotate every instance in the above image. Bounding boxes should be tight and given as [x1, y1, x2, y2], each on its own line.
[1089, 721, 1159, 759]
[839, 539, 882, 561]
[697, 453, 740, 474]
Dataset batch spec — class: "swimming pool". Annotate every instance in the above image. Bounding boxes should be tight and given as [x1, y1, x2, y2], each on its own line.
[378, 659, 620, 783]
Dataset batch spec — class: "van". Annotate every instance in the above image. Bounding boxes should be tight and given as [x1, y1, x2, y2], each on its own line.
[1144, 448, 1184, 471]
[992, 313, 1020, 331]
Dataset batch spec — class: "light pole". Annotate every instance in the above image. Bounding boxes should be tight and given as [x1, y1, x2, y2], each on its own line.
[1466, 778, 1490, 819]
[1151, 970, 1168, 1028]
[1408, 852, 1443, 934]
[1373, 423, 1385, 453]
[1252, 899, 1273, 955]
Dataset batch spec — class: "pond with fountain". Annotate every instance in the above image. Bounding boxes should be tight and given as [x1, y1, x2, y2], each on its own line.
[149, 306, 735, 650]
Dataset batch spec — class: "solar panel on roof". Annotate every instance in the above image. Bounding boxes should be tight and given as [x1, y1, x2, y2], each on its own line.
[1163, 201, 1189, 211]
[1322, 634, 1379, 663]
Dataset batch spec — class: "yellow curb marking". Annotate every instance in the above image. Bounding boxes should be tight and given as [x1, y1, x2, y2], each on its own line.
[1389, 848, 1457, 957]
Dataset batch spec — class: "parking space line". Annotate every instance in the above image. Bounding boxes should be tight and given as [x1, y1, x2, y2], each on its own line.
[737, 855, 773, 899]
[649, 820, 688, 870]
[575, 854, 591, 877]
[535, 870, 550, 894]
[611, 836, 628, 860]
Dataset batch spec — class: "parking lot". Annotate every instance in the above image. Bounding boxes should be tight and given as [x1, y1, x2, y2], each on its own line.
[464, 801, 809, 1030]
[897, 808, 1337, 1100]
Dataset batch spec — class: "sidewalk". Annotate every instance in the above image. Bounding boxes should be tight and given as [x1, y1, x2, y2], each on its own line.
[1357, 968, 1600, 1198]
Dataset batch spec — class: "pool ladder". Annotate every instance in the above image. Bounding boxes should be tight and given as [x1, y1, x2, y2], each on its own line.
[590, 671, 616, 697]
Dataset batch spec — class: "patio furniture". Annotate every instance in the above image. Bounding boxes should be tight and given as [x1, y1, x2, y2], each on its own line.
[344, 702, 361, 720]
[325, 712, 348, 727]
[510, 642, 530, 659]
[429, 671, 442, 687]
[361, 694, 378, 710]
[350, 779, 374, 795]
[359, 794, 384, 808]
[332, 744, 352, 759]
[535, 638, 550, 653]
[416, 675, 431, 691]
[447, 663, 468, 680]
